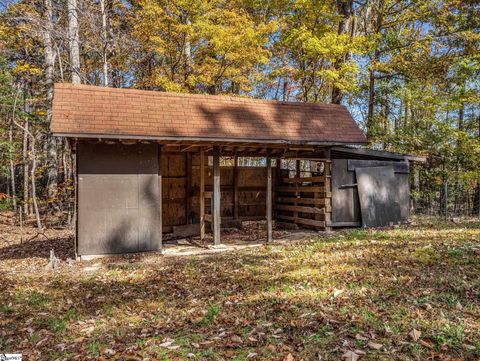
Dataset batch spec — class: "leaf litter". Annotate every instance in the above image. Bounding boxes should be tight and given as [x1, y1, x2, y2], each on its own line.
[0, 215, 479, 359]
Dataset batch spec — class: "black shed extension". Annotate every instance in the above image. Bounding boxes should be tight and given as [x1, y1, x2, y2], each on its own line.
[330, 146, 424, 228]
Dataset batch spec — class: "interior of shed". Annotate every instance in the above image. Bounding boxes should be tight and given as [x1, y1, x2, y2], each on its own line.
[160, 142, 333, 245]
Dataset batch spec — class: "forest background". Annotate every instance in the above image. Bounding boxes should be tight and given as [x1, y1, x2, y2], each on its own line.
[0, 0, 479, 228]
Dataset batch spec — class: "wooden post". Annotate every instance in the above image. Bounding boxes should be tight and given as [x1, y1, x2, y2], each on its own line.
[158, 145, 163, 251]
[294, 159, 300, 222]
[186, 152, 191, 223]
[213, 146, 221, 245]
[199, 148, 205, 241]
[274, 157, 282, 223]
[266, 157, 273, 242]
[323, 160, 332, 231]
[233, 154, 239, 221]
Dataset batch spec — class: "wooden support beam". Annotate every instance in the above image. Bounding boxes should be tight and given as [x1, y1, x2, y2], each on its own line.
[212, 146, 221, 245]
[199, 149, 205, 241]
[274, 158, 282, 222]
[266, 157, 273, 242]
[181, 144, 198, 152]
[158, 145, 163, 251]
[294, 160, 300, 221]
[186, 152, 191, 223]
[233, 154, 239, 220]
[323, 160, 332, 231]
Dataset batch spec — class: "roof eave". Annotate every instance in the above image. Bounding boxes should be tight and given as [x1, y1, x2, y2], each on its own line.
[51, 132, 368, 146]
[331, 146, 426, 162]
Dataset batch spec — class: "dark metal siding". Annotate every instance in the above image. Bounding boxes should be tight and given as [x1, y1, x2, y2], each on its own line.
[77, 142, 160, 255]
[331, 158, 410, 227]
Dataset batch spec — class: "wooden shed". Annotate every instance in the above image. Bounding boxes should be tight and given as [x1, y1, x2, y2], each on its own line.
[51, 83, 417, 256]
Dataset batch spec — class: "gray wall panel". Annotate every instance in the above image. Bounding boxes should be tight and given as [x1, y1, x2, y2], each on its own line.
[332, 159, 361, 224]
[355, 166, 401, 227]
[77, 142, 160, 255]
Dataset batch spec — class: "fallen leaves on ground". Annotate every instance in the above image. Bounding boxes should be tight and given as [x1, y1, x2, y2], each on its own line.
[0, 215, 479, 360]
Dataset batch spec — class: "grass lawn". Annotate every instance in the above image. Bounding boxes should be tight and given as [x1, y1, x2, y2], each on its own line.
[0, 217, 479, 360]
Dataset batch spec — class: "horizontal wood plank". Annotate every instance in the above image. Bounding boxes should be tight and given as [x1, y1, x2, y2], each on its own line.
[282, 176, 330, 184]
[276, 214, 328, 228]
[275, 204, 331, 214]
[331, 221, 361, 227]
[276, 197, 331, 206]
[276, 186, 328, 193]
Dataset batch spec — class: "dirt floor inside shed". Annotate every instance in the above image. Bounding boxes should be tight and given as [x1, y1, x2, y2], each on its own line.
[0, 214, 479, 360]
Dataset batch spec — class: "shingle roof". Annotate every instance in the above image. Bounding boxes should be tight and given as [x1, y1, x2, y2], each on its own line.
[51, 83, 366, 145]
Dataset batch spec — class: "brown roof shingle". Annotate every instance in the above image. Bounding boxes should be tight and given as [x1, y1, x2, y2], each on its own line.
[51, 83, 366, 145]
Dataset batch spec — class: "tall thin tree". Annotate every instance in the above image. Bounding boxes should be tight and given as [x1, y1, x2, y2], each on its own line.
[44, 0, 58, 198]
[100, 0, 109, 86]
[68, 0, 81, 84]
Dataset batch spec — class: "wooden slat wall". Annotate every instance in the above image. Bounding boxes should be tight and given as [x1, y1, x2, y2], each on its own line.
[161, 152, 188, 233]
[163, 151, 269, 234]
[274, 160, 332, 231]
[189, 153, 267, 221]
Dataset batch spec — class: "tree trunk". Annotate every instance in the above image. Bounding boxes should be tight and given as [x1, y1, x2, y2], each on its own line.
[8, 122, 17, 210]
[100, 0, 109, 86]
[30, 133, 43, 230]
[55, 43, 65, 81]
[365, 0, 385, 139]
[331, 0, 354, 104]
[23, 119, 30, 215]
[184, 16, 192, 85]
[366, 69, 375, 141]
[454, 104, 464, 215]
[44, 0, 58, 199]
[68, 0, 81, 84]
[477, 115, 480, 217]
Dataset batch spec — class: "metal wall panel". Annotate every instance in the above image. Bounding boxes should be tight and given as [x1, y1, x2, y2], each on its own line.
[331, 158, 410, 227]
[77, 142, 160, 255]
[348, 160, 409, 174]
[355, 166, 401, 227]
[331, 159, 361, 224]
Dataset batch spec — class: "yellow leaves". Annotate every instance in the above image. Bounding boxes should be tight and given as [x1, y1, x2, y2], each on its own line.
[317, 61, 359, 93]
[13, 61, 42, 77]
[133, 0, 276, 92]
